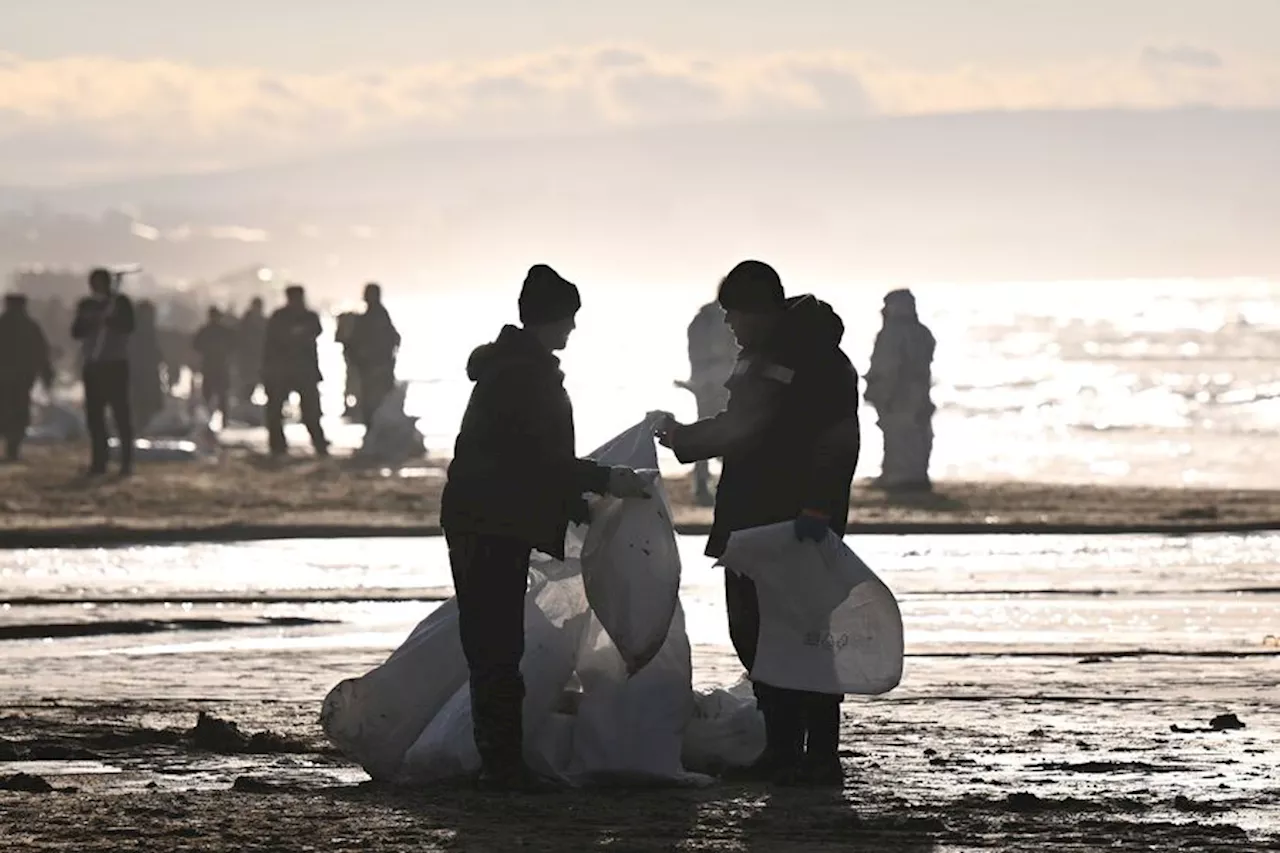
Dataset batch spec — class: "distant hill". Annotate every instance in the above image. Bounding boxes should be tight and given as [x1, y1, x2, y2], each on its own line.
[4, 108, 1278, 286]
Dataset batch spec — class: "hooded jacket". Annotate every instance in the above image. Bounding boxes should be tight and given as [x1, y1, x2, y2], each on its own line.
[669, 294, 861, 557]
[440, 324, 610, 559]
[0, 305, 53, 387]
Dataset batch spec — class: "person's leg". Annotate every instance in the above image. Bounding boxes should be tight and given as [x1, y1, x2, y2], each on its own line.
[790, 691, 843, 787]
[83, 366, 108, 474]
[362, 365, 394, 426]
[447, 531, 536, 786]
[0, 381, 25, 460]
[106, 361, 134, 474]
[264, 383, 288, 455]
[298, 384, 328, 456]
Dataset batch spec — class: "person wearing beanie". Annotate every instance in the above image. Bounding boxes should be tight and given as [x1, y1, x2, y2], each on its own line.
[440, 263, 650, 792]
[0, 294, 54, 462]
[654, 260, 861, 788]
[865, 288, 936, 492]
[261, 284, 328, 457]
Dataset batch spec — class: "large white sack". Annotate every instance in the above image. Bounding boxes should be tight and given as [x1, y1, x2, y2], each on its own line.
[681, 679, 765, 774]
[580, 417, 682, 674]
[398, 564, 592, 783]
[567, 605, 704, 785]
[717, 522, 904, 696]
[319, 598, 468, 781]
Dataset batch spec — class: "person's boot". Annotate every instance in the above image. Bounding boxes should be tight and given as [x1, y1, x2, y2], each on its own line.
[473, 682, 560, 794]
[784, 693, 844, 788]
[723, 687, 802, 782]
[765, 690, 807, 785]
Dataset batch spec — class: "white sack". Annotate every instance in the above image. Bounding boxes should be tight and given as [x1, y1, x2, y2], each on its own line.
[319, 598, 468, 781]
[581, 417, 682, 673]
[717, 522, 904, 696]
[681, 679, 765, 774]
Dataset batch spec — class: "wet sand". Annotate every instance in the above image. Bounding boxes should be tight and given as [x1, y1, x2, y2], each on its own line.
[3, 445, 1280, 548]
[2, 648, 1275, 852]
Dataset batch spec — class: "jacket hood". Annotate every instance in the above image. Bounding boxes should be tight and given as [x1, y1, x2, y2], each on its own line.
[466, 324, 559, 382]
[780, 294, 845, 350]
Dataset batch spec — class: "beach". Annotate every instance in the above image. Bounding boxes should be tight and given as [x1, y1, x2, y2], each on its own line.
[4, 446, 1280, 548]
[2, 530, 1277, 851]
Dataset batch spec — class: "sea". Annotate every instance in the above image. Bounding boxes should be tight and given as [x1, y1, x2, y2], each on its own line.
[285, 276, 1280, 488]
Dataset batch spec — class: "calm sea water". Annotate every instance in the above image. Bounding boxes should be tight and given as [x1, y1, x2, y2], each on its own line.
[290, 277, 1280, 488]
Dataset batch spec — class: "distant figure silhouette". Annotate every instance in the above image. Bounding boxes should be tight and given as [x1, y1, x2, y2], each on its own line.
[236, 297, 267, 404]
[334, 311, 362, 419]
[130, 300, 166, 433]
[0, 294, 54, 461]
[675, 301, 740, 505]
[262, 285, 328, 457]
[347, 282, 402, 428]
[864, 289, 936, 492]
[193, 307, 237, 422]
[71, 268, 136, 476]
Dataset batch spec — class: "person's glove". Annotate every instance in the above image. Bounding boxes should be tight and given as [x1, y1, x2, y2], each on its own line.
[607, 466, 652, 499]
[649, 411, 678, 448]
[794, 509, 830, 543]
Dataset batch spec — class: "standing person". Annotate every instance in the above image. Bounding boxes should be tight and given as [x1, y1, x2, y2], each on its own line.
[334, 311, 361, 419]
[192, 307, 237, 421]
[864, 289, 936, 492]
[236, 297, 267, 404]
[71, 268, 136, 476]
[348, 282, 401, 426]
[129, 300, 165, 432]
[654, 260, 860, 787]
[262, 285, 328, 457]
[676, 300, 740, 505]
[0, 294, 54, 462]
[440, 264, 651, 792]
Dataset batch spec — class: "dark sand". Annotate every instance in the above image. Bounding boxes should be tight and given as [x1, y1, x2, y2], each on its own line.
[3, 445, 1280, 548]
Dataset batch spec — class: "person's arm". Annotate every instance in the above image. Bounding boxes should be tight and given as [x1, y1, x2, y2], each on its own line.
[307, 311, 323, 339]
[800, 410, 860, 513]
[663, 364, 788, 463]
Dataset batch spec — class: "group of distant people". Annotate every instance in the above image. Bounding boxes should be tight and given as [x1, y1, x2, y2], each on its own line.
[0, 269, 402, 473]
[679, 286, 936, 502]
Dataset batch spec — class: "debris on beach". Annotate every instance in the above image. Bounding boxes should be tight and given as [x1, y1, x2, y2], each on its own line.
[1170, 712, 1246, 734]
[188, 712, 310, 755]
[0, 772, 54, 793]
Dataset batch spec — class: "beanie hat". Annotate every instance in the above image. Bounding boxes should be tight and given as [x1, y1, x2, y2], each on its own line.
[518, 264, 581, 325]
[717, 260, 785, 312]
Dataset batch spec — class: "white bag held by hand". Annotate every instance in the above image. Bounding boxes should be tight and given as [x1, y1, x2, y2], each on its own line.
[580, 418, 682, 674]
[717, 522, 904, 696]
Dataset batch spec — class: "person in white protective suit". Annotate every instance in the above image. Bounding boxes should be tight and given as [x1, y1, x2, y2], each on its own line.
[439, 264, 651, 792]
[675, 301, 740, 506]
[863, 289, 936, 492]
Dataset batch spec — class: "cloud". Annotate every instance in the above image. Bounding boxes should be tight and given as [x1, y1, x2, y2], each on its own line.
[0, 44, 1277, 183]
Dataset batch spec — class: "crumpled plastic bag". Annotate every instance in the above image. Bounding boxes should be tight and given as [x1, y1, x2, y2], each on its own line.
[717, 522, 904, 696]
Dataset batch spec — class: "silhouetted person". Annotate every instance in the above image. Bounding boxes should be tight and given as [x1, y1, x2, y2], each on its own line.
[262, 285, 328, 457]
[348, 282, 401, 427]
[676, 300, 740, 505]
[334, 311, 361, 418]
[129, 300, 165, 432]
[236, 297, 267, 403]
[71, 268, 136, 476]
[440, 264, 650, 792]
[864, 289, 935, 492]
[656, 260, 860, 788]
[0, 294, 54, 461]
[193, 307, 237, 421]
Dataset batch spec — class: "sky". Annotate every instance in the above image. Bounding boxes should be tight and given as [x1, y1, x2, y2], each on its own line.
[2, 1, 1280, 183]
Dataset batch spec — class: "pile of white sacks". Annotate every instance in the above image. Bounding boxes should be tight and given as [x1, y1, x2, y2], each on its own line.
[321, 415, 905, 787]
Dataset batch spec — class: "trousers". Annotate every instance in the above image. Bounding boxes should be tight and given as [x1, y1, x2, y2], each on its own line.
[264, 381, 328, 455]
[725, 570, 843, 760]
[0, 379, 33, 459]
[83, 361, 133, 473]
[446, 530, 532, 771]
